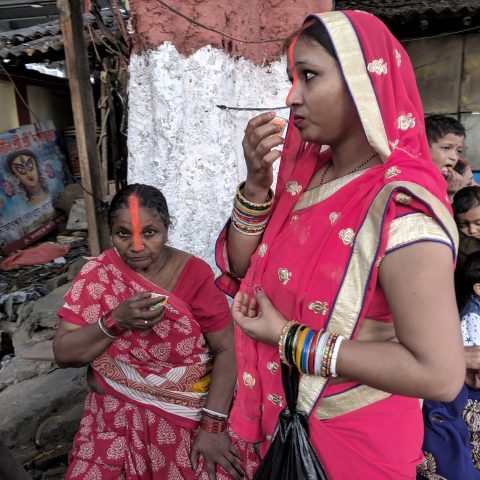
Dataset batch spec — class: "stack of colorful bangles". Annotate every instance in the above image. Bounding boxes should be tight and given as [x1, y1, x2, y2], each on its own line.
[231, 181, 274, 236]
[278, 321, 345, 378]
[199, 407, 228, 433]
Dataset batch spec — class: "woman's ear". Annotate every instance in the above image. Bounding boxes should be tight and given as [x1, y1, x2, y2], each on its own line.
[473, 283, 480, 297]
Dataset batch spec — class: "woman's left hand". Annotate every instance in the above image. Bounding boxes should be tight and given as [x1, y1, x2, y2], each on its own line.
[232, 286, 287, 345]
[190, 430, 244, 480]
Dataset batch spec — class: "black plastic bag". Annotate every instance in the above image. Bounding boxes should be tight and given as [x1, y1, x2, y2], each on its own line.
[253, 364, 328, 480]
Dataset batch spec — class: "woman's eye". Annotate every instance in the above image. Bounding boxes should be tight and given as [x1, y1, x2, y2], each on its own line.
[117, 230, 130, 238]
[144, 229, 156, 236]
[304, 70, 316, 81]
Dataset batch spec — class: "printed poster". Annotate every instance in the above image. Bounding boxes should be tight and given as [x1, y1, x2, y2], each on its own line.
[0, 121, 67, 253]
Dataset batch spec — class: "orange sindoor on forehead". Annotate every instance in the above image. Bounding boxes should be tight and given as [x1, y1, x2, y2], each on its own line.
[128, 194, 144, 251]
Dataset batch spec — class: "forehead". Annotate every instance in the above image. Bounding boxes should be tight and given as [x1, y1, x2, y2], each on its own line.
[113, 206, 163, 226]
[435, 133, 465, 147]
[292, 34, 336, 67]
[458, 204, 480, 220]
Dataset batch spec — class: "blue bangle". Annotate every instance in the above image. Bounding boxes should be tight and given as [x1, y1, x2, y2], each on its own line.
[301, 329, 315, 374]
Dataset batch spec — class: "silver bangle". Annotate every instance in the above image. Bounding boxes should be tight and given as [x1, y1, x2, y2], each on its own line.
[98, 317, 116, 339]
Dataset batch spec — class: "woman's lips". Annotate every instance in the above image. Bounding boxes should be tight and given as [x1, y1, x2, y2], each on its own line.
[441, 166, 450, 177]
[128, 256, 149, 262]
[293, 115, 305, 128]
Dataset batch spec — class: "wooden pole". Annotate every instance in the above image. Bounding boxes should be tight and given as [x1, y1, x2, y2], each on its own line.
[57, 0, 110, 255]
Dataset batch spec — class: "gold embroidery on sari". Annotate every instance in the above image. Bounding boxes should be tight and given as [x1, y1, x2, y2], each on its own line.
[385, 166, 401, 178]
[397, 113, 416, 130]
[416, 452, 447, 480]
[329, 212, 339, 224]
[266, 362, 279, 374]
[394, 192, 412, 204]
[291, 214, 299, 222]
[267, 393, 285, 407]
[297, 181, 459, 415]
[278, 268, 292, 285]
[390, 139, 399, 150]
[339, 228, 355, 245]
[308, 301, 329, 315]
[464, 400, 480, 470]
[258, 243, 268, 257]
[242, 372, 256, 389]
[314, 12, 390, 159]
[286, 181, 302, 196]
[395, 49, 402, 67]
[367, 58, 387, 75]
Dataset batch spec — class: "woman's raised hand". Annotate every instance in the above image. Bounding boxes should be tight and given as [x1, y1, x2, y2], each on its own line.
[242, 112, 285, 200]
[232, 286, 287, 345]
[110, 292, 166, 332]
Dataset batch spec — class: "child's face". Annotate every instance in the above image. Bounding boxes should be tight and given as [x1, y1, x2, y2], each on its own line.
[457, 204, 480, 238]
[429, 133, 465, 178]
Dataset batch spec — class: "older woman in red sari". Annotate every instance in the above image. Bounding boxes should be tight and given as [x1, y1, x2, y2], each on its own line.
[216, 11, 465, 479]
[53, 184, 256, 479]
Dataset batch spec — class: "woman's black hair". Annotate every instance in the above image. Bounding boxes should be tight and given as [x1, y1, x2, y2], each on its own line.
[108, 183, 171, 230]
[284, 18, 336, 59]
[462, 251, 480, 292]
[453, 186, 480, 218]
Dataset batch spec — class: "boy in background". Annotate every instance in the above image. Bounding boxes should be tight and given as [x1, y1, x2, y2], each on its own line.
[425, 114, 467, 201]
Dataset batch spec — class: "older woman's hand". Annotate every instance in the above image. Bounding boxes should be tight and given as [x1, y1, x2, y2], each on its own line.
[242, 112, 285, 199]
[232, 286, 287, 346]
[111, 292, 166, 332]
[190, 430, 244, 480]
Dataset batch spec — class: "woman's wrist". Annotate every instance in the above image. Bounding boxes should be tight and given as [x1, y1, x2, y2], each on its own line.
[243, 179, 272, 203]
[200, 407, 228, 433]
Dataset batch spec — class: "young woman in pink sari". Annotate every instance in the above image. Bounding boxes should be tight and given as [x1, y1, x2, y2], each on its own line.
[53, 184, 256, 479]
[216, 11, 465, 479]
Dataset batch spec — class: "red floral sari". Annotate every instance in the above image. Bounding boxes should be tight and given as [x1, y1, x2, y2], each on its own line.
[216, 10, 458, 479]
[59, 248, 258, 479]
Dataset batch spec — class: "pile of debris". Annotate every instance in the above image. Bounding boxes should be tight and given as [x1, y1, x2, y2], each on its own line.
[0, 185, 97, 479]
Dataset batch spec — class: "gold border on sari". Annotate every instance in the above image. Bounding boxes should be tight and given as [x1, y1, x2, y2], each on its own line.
[294, 170, 365, 211]
[297, 181, 458, 416]
[387, 212, 453, 252]
[307, 11, 391, 160]
[316, 385, 391, 420]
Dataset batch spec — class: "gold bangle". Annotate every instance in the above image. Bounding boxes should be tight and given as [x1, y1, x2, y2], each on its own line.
[236, 182, 274, 209]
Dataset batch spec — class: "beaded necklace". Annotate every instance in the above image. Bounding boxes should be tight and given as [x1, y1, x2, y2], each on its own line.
[319, 151, 379, 187]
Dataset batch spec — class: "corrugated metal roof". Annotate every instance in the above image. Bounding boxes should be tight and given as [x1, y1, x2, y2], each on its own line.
[336, 0, 480, 17]
[0, 10, 122, 61]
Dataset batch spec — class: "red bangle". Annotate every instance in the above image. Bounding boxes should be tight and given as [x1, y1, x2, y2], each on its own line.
[200, 418, 226, 433]
[103, 312, 122, 336]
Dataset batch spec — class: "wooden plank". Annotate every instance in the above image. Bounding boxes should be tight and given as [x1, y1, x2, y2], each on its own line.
[57, 0, 110, 255]
[404, 36, 463, 115]
[461, 33, 480, 112]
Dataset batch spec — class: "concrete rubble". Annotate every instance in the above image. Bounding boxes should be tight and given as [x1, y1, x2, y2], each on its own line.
[0, 231, 90, 479]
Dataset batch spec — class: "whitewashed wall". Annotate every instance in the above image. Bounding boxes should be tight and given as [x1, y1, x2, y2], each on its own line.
[127, 43, 290, 269]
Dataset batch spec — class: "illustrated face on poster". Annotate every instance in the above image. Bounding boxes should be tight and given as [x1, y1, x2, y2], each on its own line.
[0, 121, 66, 252]
[7, 150, 49, 205]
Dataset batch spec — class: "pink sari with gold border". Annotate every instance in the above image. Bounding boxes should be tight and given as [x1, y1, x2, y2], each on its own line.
[216, 11, 459, 479]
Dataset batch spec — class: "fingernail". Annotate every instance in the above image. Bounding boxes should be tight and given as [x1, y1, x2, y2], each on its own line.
[254, 285, 263, 294]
